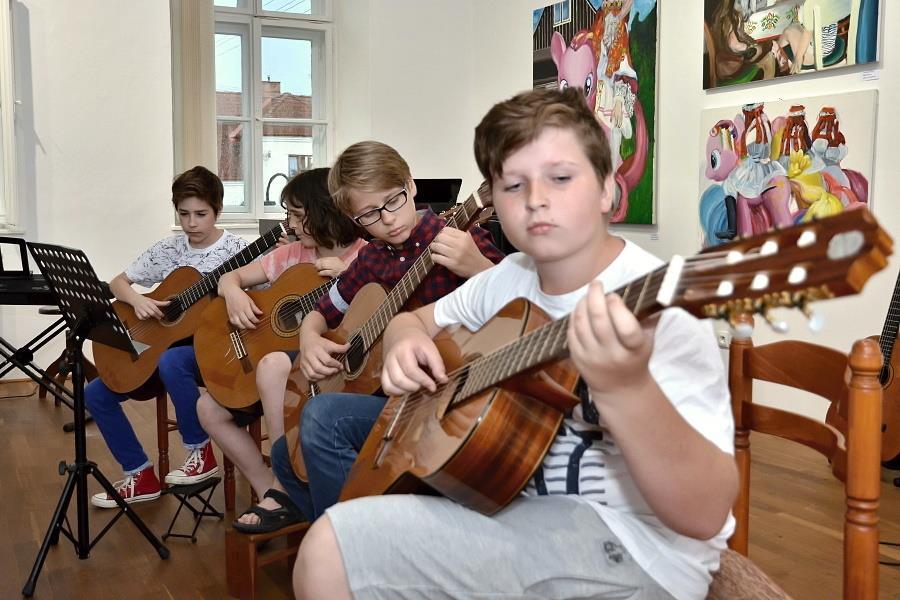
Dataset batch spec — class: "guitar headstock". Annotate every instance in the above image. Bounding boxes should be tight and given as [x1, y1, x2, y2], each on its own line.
[670, 209, 893, 329]
[441, 181, 495, 228]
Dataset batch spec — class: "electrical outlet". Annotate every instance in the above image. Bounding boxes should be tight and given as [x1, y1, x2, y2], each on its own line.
[716, 330, 732, 349]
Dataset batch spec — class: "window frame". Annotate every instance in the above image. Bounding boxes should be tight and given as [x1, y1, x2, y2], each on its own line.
[0, 0, 18, 232]
[552, 1, 571, 27]
[213, 0, 333, 225]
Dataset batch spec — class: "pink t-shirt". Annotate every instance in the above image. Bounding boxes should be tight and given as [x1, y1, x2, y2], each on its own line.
[259, 238, 368, 282]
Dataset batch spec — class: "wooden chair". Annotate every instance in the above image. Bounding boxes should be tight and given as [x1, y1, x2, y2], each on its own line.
[225, 520, 308, 600]
[708, 315, 882, 599]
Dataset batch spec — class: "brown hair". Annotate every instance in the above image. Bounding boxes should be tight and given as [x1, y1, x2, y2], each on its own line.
[328, 141, 411, 215]
[171, 165, 224, 215]
[474, 86, 612, 189]
[282, 168, 362, 248]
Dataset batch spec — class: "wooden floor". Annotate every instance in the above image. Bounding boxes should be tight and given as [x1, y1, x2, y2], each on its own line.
[2, 380, 900, 599]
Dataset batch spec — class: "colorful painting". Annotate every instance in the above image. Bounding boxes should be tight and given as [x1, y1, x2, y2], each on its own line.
[704, 0, 880, 89]
[533, 0, 658, 225]
[698, 90, 877, 248]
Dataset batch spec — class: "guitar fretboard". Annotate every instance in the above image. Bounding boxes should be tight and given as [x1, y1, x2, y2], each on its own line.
[276, 279, 336, 324]
[165, 224, 286, 318]
[877, 270, 900, 377]
[354, 184, 490, 351]
[453, 265, 669, 403]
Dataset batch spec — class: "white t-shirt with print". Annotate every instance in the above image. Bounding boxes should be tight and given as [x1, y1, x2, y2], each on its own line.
[433, 241, 735, 600]
[125, 231, 248, 288]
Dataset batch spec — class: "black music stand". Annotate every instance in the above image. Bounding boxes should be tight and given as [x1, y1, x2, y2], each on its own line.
[22, 242, 168, 598]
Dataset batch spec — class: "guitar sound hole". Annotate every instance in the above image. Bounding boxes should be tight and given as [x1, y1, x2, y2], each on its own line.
[345, 334, 365, 374]
[161, 299, 184, 324]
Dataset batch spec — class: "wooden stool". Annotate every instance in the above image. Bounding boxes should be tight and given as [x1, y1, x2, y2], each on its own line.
[223, 417, 268, 512]
[225, 521, 309, 600]
[155, 392, 178, 489]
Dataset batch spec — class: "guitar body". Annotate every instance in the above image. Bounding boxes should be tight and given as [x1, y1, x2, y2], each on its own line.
[93, 266, 207, 393]
[195, 264, 326, 409]
[284, 282, 389, 481]
[339, 299, 576, 515]
[826, 333, 900, 461]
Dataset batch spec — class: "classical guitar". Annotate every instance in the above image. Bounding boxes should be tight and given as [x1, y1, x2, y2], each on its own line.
[195, 263, 333, 409]
[284, 182, 493, 481]
[93, 223, 290, 393]
[337, 209, 892, 515]
[826, 268, 900, 462]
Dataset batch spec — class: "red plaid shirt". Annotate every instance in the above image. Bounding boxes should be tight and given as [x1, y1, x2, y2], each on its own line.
[315, 209, 504, 328]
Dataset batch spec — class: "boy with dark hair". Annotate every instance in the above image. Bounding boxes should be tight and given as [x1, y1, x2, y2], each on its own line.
[260, 140, 504, 526]
[292, 88, 738, 600]
[87, 165, 246, 507]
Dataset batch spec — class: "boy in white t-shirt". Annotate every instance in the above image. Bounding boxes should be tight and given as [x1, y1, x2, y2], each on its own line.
[87, 166, 247, 508]
[291, 88, 739, 600]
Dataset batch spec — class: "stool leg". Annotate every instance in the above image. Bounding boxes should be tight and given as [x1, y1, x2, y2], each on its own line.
[224, 456, 236, 512]
[157, 393, 170, 489]
[226, 528, 258, 600]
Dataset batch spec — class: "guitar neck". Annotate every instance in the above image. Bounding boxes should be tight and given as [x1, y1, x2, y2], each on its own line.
[451, 265, 670, 403]
[355, 186, 489, 350]
[176, 223, 286, 309]
[877, 269, 900, 369]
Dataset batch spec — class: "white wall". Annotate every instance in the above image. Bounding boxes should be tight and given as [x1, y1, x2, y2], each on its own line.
[1, 0, 174, 370]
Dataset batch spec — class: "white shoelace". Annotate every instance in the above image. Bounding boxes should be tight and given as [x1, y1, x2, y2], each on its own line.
[180, 447, 204, 473]
[110, 474, 135, 497]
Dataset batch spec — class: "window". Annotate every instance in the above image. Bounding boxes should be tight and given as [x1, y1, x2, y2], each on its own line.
[552, 0, 571, 27]
[0, 0, 17, 231]
[214, 0, 332, 220]
[287, 153, 312, 176]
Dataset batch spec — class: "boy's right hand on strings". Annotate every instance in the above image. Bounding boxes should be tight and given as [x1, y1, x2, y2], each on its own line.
[223, 289, 263, 329]
[133, 296, 170, 320]
[299, 333, 350, 381]
[381, 330, 447, 396]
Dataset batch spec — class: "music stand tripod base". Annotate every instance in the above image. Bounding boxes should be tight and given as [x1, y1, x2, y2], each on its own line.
[21, 242, 169, 598]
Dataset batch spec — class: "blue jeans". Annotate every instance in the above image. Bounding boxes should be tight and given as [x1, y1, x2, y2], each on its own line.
[270, 392, 386, 520]
[85, 345, 208, 474]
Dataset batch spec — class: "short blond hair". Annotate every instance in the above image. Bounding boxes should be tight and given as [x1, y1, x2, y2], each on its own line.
[328, 141, 412, 215]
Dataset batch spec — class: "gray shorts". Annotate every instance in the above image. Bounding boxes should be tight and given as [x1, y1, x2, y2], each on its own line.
[325, 494, 675, 600]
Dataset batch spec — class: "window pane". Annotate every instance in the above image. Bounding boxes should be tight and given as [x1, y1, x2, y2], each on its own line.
[215, 33, 244, 117]
[217, 120, 250, 212]
[261, 36, 314, 119]
[261, 123, 326, 213]
[261, 0, 328, 18]
[214, 0, 241, 7]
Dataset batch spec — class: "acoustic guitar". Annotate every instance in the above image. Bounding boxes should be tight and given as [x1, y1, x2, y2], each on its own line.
[826, 268, 900, 462]
[336, 209, 892, 514]
[284, 182, 494, 481]
[93, 223, 290, 393]
[194, 263, 333, 409]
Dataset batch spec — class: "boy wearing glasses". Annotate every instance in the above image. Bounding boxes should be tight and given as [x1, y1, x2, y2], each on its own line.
[266, 140, 503, 523]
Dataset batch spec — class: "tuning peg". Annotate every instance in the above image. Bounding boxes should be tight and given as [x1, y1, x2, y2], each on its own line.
[762, 308, 789, 334]
[799, 303, 825, 333]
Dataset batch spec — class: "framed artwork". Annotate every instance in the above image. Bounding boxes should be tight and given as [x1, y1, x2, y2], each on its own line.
[698, 90, 877, 248]
[703, 0, 880, 89]
[533, 0, 658, 225]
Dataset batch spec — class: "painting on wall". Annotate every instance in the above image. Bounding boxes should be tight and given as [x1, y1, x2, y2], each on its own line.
[703, 0, 880, 89]
[698, 89, 877, 249]
[533, 0, 658, 225]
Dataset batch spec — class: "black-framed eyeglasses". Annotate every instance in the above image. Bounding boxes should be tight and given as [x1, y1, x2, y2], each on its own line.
[353, 188, 408, 226]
